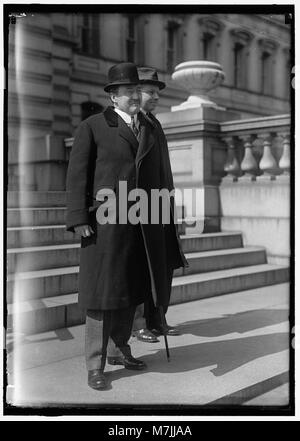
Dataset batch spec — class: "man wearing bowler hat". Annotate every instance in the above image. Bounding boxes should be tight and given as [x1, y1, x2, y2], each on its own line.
[131, 67, 186, 343]
[66, 62, 148, 390]
[66, 62, 187, 390]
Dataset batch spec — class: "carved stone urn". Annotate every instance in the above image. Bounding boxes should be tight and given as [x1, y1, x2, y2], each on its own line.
[171, 60, 225, 111]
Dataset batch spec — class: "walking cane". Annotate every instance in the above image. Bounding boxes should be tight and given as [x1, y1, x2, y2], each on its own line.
[158, 305, 170, 362]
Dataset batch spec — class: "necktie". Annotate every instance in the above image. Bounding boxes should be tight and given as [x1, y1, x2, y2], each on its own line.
[130, 116, 139, 139]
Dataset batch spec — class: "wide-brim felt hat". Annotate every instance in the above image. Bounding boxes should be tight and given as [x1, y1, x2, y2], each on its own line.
[104, 62, 139, 92]
[138, 67, 166, 90]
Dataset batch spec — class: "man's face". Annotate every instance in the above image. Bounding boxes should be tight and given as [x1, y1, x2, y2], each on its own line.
[140, 84, 160, 113]
[111, 85, 141, 115]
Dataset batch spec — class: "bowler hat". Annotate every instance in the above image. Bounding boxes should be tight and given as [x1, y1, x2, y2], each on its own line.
[104, 62, 139, 92]
[138, 67, 166, 90]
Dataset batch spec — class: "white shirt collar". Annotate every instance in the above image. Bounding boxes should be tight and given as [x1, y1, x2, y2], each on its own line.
[114, 108, 137, 124]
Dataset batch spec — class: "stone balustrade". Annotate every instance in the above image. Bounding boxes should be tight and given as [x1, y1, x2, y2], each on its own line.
[219, 114, 291, 266]
[220, 114, 291, 182]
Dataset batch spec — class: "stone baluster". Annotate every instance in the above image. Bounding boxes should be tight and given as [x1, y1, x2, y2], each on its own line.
[258, 133, 278, 179]
[240, 135, 258, 180]
[278, 132, 290, 176]
[223, 136, 240, 181]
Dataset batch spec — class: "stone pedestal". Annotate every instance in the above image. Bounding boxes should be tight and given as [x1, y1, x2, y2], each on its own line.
[157, 106, 240, 234]
[219, 179, 290, 265]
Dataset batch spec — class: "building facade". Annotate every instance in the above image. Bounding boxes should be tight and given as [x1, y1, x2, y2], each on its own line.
[8, 12, 291, 144]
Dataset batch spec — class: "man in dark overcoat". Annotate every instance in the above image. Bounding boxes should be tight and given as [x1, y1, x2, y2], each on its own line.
[129, 67, 188, 344]
[66, 62, 187, 390]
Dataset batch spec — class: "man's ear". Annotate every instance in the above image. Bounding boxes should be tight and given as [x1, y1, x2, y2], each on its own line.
[109, 92, 116, 105]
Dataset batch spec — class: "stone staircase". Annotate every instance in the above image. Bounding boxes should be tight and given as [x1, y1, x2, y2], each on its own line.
[7, 191, 290, 335]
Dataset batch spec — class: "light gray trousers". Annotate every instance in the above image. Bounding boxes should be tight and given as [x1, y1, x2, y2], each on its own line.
[85, 306, 135, 371]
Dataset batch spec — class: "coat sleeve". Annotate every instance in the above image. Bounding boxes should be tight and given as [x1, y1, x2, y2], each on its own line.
[65, 120, 95, 232]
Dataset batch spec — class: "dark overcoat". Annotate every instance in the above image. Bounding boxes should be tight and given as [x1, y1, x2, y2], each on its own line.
[66, 106, 187, 311]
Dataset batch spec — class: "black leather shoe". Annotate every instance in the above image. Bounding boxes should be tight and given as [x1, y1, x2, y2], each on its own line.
[151, 325, 180, 336]
[88, 369, 109, 390]
[133, 328, 160, 343]
[107, 355, 147, 370]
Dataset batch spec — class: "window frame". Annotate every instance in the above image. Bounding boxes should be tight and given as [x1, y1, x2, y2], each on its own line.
[230, 28, 254, 90]
[166, 18, 183, 74]
[198, 16, 224, 62]
[80, 13, 101, 58]
[258, 38, 279, 96]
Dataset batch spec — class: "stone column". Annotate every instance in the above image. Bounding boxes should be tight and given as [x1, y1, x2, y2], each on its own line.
[240, 135, 258, 181]
[223, 136, 240, 181]
[183, 16, 200, 61]
[278, 132, 290, 178]
[247, 38, 259, 92]
[144, 15, 165, 71]
[100, 14, 123, 60]
[257, 133, 278, 180]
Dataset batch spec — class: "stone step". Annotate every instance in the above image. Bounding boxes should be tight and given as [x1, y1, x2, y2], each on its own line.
[180, 232, 243, 253]
[176, 247, 266, 277]
[7, 225, 77, 248]
[7, 190, 186, 208]
[7, 224, 187, 248]
[6, 236, 257, 274]
[7, 246, 265, 302]
[7, 243, 80, 274]
[7, 211, 187, 235]
[7, 264, 289, 334]
[7, 266, 79, 303]
[7, 191, 66, 208]
[7, 207, 67, 228]
[7, 222, 242, 250]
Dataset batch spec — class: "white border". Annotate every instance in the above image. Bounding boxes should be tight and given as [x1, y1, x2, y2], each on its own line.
[0, 0, 298, 422]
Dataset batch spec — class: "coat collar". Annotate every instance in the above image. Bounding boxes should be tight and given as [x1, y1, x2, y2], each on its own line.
[103, 106, 119, 127]
[141, 110, 157, 128]
[103, 107, 156, 166]
[135, 111, 156, 167]
[104, 106, 139, 151]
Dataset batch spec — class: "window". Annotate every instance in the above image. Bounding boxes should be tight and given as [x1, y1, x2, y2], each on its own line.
[233, 43, 244, 88]
[124, 14, 144, 64]
[199, 17, 223, 61]
[126, 14, 136, 62]
[202, 32, 214, 60]
[283, 48, 290, 99]
[166, 21, 182, 73]
[261, 51, 272, 94]
[258, 39, 278, 96]
[285, 57, 291, 99]
[80, 14, 100, 57]
[230, 29, 253, 89]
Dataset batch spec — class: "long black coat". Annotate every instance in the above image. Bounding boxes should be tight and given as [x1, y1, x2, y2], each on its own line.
[66, 107, 187, 310]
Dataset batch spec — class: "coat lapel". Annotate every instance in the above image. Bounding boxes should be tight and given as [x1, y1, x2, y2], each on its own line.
[118, 118, 139, 153]
[104, 106, 139, 157]
[135, 111, 156, 167]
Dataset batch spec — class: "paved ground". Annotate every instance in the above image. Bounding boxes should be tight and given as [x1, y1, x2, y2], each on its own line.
[6, 283, 290, 410]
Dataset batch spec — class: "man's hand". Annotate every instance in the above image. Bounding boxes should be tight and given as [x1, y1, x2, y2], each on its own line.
[74, 224, 95, 237]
